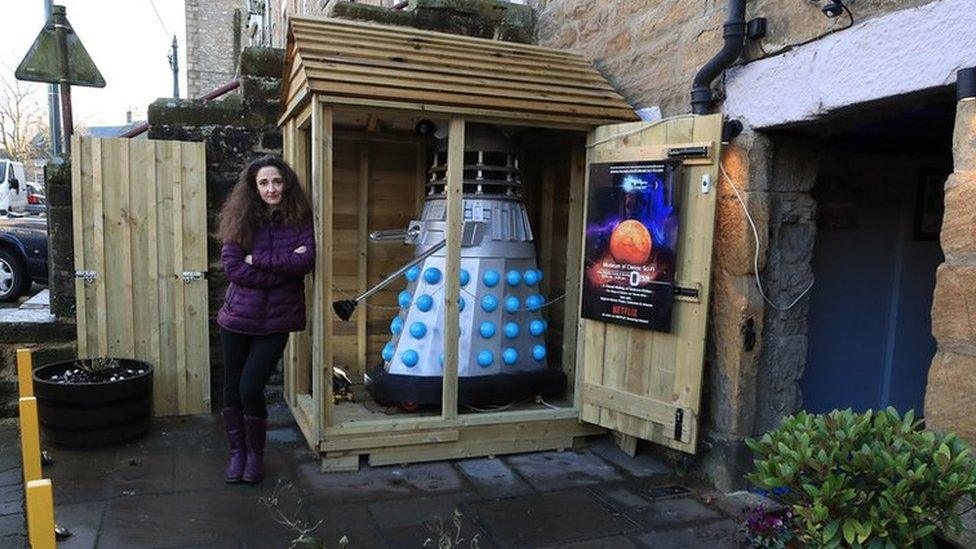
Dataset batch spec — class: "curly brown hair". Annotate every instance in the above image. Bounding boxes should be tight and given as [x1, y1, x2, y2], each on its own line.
[217, 155, 312, 248]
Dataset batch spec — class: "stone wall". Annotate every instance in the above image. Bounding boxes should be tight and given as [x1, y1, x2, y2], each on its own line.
[186, 0, 246, 99]
[149, 47, 285, 409]
[531, 0, 936, 117]
[0, 321, 76, 418]
[924, 98, 976, 439]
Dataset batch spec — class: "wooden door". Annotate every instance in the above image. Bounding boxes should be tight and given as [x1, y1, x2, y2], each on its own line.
[576, 115, 723, 453]
[72, 136, 210, 416]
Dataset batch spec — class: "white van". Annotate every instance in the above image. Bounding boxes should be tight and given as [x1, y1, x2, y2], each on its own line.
[0, 160, 28, 215]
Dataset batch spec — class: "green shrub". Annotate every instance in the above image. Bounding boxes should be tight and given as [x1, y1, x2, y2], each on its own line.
[746, 407, 976, 548]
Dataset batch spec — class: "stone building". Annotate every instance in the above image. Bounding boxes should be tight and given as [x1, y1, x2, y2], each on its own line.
[169, 0, 976, 493]
[185, 0, 403, 97]
[533, 0, 976, 489]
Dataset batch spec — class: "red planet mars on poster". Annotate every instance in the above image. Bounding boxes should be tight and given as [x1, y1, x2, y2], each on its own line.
[581, 160, 682, 332]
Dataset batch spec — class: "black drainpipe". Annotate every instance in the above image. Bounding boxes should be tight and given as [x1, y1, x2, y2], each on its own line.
[691, 0, 748, 115]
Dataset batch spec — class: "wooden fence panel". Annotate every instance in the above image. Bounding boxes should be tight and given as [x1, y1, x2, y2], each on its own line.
[72, 136, 210, 416]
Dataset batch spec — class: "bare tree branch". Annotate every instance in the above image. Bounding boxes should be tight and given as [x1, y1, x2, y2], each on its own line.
[0, 70, 47, 163]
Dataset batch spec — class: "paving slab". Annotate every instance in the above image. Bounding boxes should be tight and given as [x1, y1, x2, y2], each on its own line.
[468, 490, 639, 547]
[173, 450, 295, 493]
[296, 460, 470, 503]
[455, 457, 534, 499]
[630, 519, 740, 548]
[589, 483, 655, 513]
[625, 497, 723, 530]
[97, 489, 293, 548]
[382, 519, 496, 549]
[586, 436, 673, 478]
[45, 450, 123, 504]
[298, 502, 386, 549]
[369, 492, 481, 529]
[54, 500, 106, 549]
[543, 534, 640, 549]
[504, 450, 624, 492]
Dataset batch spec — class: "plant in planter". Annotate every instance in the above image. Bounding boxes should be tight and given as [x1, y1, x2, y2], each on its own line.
[746, 408, 976, 548]
[33, 357, 154, 447]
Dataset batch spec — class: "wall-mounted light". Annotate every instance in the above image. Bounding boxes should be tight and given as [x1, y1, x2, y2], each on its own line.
[958, 67, 976, 102]
[722, 118, 744, 144]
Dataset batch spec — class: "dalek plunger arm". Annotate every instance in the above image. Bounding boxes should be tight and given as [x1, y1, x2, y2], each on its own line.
[332, 236, 446, 321]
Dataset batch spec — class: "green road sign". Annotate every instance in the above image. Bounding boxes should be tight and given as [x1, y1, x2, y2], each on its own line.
[15, 7, 105, 88]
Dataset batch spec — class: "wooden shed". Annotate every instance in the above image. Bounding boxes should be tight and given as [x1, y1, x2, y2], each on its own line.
[278, 15, 725, 471]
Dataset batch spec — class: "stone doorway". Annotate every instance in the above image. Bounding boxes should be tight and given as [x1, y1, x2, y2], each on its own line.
[795, 96, 956, 415]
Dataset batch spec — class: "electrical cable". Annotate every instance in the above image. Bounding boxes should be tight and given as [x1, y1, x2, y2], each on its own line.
[720, 162, 814, 312]
[146, 0, 171, 38]
[841, 4, 855, 30]
[586, 115, 696, 149]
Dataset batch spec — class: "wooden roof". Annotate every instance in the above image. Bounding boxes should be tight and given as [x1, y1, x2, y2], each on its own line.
[282, 16, 638, 127]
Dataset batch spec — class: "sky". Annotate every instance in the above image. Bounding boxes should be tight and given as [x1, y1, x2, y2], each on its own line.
[4, 0, 187, 128]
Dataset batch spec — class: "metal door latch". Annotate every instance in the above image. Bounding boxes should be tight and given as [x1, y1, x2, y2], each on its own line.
[180, 271, 207, 283]
[74, 270, 97, 282]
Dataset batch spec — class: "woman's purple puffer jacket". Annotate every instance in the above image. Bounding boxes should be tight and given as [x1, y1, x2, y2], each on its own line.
[217, 217, 315, 335]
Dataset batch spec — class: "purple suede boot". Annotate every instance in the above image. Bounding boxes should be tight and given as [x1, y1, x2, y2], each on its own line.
[222, 408, 246, 483]
[242, 415, 268, 484]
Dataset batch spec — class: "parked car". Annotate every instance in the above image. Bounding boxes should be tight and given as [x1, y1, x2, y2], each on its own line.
[0, 160, 28, 215]
[0, 213, 48, 301]
[25, 182, 46, 215]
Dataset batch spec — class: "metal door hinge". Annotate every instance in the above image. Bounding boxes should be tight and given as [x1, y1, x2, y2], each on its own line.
[74, 270, 97, 282]
[180, 271, 207, 283]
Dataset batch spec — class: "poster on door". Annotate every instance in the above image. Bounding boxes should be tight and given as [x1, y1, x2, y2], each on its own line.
[581, 160, 682, 332]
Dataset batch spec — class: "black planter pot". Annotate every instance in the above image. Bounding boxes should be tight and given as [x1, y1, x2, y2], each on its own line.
[32, 359, 153, 447]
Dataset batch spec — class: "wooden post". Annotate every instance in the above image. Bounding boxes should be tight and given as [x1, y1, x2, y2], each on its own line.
[19, 397, 42, 485]
[25, 479, 56, 549]
[565, 139, 587, 406]
[442, 116, 465, 420]
[17, 349, 33, 398]
[357, 144, 369, 375]
[311, 97, 335, 442]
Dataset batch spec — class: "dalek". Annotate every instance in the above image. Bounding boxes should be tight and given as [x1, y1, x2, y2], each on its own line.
[333, 124, 566, 407]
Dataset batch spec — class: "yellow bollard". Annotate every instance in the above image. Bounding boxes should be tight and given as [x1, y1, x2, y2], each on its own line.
[25, 479, 56, 549]
[19, 396, 42, 485]
[16, 348, 33, 398]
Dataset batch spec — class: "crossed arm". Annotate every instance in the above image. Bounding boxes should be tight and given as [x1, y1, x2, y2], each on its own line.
[222, 240, 288, 289]
[249, 224, 316, 277]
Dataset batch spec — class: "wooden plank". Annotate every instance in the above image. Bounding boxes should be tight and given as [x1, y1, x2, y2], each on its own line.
[321, 429, 459, 452]
[118, 140, 135, 356]
[328, 405, 581, 436]
[441, 116, 465, 420]
[582, 384, 691, 443]
[306, 80, 634, 121]
[291, 16, 592, 61]
[171, 141, 188, 414]
[143, 141, 162, 406]
[312, 95, 603, 131]
[182, 142, 210, 413]
[357, 143, 369, 376]
[563, 140, 586, 404]
[291, 31, 607, 82]
[154, 140, 179, 416]
[311, 98, 335, 440]
[91, 138, 108, 355]
[321, 454, 359, 473]
[101, 138, 125, 356]
[300, 60, 628, 106]
[71, 135, 87, 358]
[367, 436, 577, 467]
[127, 141, 151, 364]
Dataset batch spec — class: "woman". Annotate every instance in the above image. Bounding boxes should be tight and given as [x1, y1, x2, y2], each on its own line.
[216, 155, 314, 484]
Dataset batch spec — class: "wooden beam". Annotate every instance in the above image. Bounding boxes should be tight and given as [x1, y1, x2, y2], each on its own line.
[563, 139, 586, 404]
[357, 143, 369, 375]
[441, 116, 465, 420]
[311, 97, 335, 442]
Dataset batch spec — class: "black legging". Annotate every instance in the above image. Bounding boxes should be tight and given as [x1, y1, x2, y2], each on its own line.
[220, 327, 290, 418]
